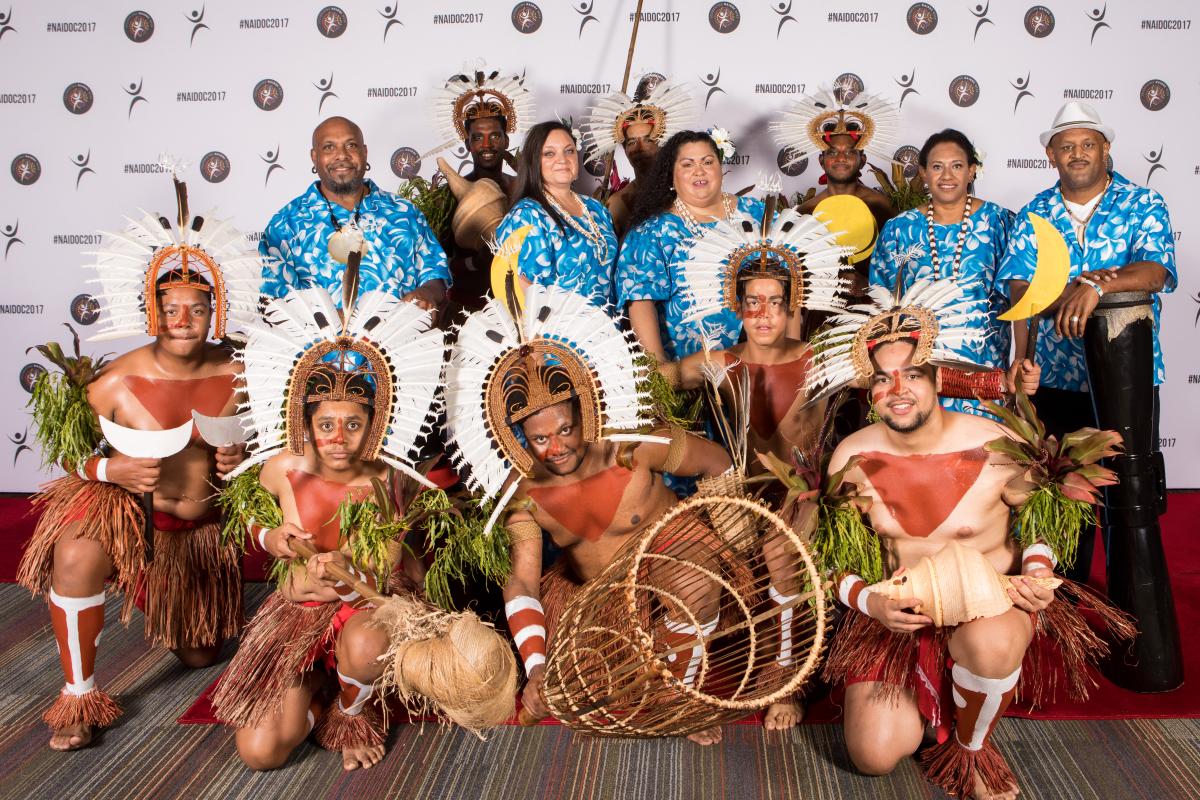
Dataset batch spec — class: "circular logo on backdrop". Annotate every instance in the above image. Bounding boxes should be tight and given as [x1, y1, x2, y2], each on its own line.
[894, 145, 921, 178]
[124, 10, 155, 42]
[1140, 80, 1171, 110]
[390, 147, 421, 179]
[582, 152, 606, 178]
[511, 3, 543, 33]
[11, 154, 41, 185]
[1024, 6, 1054, 37]
[777, 148, 808, 177]
[906, 3, 938, 34]
[708, 3, 741, 33]
[317, 6, 348, 38]
[19, 363, 45, 393]
[63, 82, 94, 114]
[70, 294, 100, 326]
[200, 151, 230, 183]
[948, 75, 981, 107]
[833, 73, 865, 104]
[634, 72, 666, 100]
[253, 79, 284, 111]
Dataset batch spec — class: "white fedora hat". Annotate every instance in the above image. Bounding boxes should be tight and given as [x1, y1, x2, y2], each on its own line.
[1039, 100, 1115, 147]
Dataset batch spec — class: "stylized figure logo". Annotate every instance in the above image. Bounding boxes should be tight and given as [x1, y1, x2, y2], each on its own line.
[1024, 6, 1054, 37]
[261, 147, 284, 187]
[0, 7, 16, 41]
[186, 6, 209, 45]
[575, 1, 597, 37]
[125, 78, 147, 118]
[318, 6, 348, 38]
[1011, 73, 1034, 113]
[948, 75, 980, 107]
[63, 82, 93, 114]
[709, 3, 741, 33]
[314, 73, 338, 113]
[253, 79, 284, 111]
[895, 70, 919, 109]
[11, 154, 40, 185]
[379, 4, 403, 41]
[1086, 5, 1109, 44]
[9, 427, 31, 467]
[969, 2, 993, 41]
[390, 147, 422, 180]
[124, 10, 154, 42]
[1, 220, 22, 259]
[201, 151, 230, 183]
[70, 294, 100, 326]
[1140, 80, 1170, 111]
[1144, 146, 1166, 186]
[907, 3, 938, 34]
[701, 70, 725, 110]
[773, 1, 797, 38]
[19, 363, 46, 393]
[512, 3, 543, 33]
[72, 151, 95, 189]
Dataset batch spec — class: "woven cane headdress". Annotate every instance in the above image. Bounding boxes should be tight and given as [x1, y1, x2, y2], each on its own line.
[678, 199, 852, 323]
[86, 160, 262, 342]
[230, 286, 445, 484]
[426, 66, 536, 157]
[805, 279, 986, 404]
[444, 283, 658, 531]
[771, 86, 899, 169]
[580, 77, 697, 158]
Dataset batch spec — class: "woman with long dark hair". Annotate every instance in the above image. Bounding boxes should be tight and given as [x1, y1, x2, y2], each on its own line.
[617, 130, 763, 363]
[871, 128, 1028, 418]
[493, 120, 617, 307]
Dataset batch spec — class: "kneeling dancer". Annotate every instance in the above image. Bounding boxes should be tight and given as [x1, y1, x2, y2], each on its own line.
[18, 171, 261, 749]
[808, 279, 1133, 800]
[211, 285, 446, 771]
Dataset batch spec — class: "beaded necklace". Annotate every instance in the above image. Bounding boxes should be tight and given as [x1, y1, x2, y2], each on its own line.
[673, 193, 737, 237]
[545, 191, 610, 263]
[1062, 176, 1112, 244]
[925, 196, 973, 281]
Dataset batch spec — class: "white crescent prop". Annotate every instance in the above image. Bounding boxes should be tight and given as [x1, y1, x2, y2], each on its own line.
[99, 416, 193, 459]
[191, 410, 251, 448]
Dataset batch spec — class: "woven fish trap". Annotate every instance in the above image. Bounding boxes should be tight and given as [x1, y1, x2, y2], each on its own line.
[540, 494, 827, 737]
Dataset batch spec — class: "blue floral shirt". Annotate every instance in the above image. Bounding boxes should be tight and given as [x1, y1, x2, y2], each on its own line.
[996, 172, 1177, 392]
[872, 201, 1015, 417]
[259, 179, 450, 305]
[494, 195, 618, 308]
[617, 196, 766, 360]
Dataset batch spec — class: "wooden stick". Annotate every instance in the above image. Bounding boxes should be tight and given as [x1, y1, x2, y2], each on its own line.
[597, 0, 646, 201]
[290, 537, 388, 605]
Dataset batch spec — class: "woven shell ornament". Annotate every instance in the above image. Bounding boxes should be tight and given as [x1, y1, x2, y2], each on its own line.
[770, 86, 900, 170]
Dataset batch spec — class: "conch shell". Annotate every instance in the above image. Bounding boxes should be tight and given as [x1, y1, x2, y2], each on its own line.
[438, 157, 508, 251]
[867, 541, 1061, 627]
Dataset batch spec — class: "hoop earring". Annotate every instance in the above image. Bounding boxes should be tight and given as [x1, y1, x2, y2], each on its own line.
[365, 162, 372, 172]
[311, 166, 317, 174]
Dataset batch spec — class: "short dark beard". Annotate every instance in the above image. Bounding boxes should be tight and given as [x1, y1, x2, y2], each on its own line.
[881, 407, 931, 433]
[324, 173, 365, 196]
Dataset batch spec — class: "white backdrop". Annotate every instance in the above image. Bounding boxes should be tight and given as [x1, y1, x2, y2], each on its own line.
[0, 1, 1195, 491]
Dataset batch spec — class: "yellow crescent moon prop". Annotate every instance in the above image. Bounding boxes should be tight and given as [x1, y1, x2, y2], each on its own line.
[814, 194, 878, 265]
[490, 224, 533, 312]
[998, 212, 1071, 321]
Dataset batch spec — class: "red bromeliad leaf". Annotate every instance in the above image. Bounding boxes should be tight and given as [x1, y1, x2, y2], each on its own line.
[1075, 463, 1118, 487]
[985, 435, 1039, 465]
[1061, 471, 1101, 503]
[1066, 430, 1125, 465]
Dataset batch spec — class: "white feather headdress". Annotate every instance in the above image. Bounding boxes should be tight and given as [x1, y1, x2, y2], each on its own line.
[679, 205, 852, 323]
[85, 173, 263, 342]
[770, 86, 899, 169]
[805, 279, 987, 404]
[444, 284, 659, 531]
[230, 287, 445, 484]
[580, 77, 697, 158]
[425, 66, 536, 157]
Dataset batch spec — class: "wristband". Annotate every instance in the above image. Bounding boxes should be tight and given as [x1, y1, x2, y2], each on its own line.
[76, 455, 111, 483]
[1077, 276, 1105, 298]
[1021, 543, 1057, 573]
[836, 573, 872, 616]
[504, 595, 547, 675]
[247, 519, 269, 552]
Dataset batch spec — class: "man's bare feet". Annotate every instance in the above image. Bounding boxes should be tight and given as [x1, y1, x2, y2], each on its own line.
[763, 701, 803, 731]
[342, 743, 385, 771]
[686, 725, 723, 746]
[972, 768, 1019, 800]
[48, 722, 93, 751]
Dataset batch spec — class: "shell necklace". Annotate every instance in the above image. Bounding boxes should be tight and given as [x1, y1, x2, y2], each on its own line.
[673, 192, 737, 237]
[545, 190, 610, 263]
[925, 196, 973, 281]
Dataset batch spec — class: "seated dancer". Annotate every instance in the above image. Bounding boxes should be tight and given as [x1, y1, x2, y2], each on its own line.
[443, 284, 736, 744]
[659, 204, 849, 729]
[806, 281, 1129, 800]
[211, 286, 446, 771]
[426, 67, 535, 310]
[18, 170, 260, 750]
[580, 74, 697, 239]
[260, 116, 450, 314]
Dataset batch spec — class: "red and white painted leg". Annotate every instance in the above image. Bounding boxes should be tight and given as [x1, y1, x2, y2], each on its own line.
[314, 670, 385, 770]
[45, 589, 121, 750]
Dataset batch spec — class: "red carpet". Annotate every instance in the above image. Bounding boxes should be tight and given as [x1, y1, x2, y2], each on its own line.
[5, 490, 1197, 722]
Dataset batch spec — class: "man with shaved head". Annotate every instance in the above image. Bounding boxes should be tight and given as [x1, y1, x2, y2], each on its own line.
[260, 116, 450, 314]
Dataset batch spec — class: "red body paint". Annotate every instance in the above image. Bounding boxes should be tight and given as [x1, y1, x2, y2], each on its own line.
[857, 447, 989, 537]
[286, 470, 371, 551]
[123, 374, 235, 439]
[724, 352, 811, 438]
[527, 464, 633, 542]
